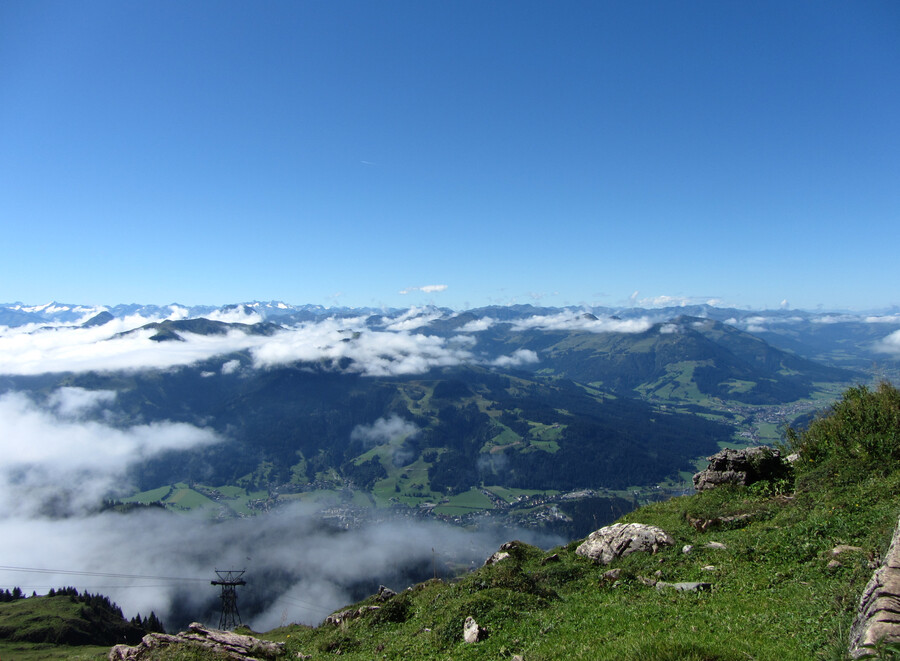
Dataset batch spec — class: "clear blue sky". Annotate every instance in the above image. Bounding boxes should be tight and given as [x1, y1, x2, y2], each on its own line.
[1, 1, 898, 311]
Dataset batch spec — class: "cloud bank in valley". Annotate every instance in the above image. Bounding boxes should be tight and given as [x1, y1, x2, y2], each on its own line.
[0, 311, 540, 378]
[0, 388, 559, 631]
[0, 389, 220, 517]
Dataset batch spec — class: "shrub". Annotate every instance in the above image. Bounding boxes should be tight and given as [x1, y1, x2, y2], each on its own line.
[788, 382, 900, 483]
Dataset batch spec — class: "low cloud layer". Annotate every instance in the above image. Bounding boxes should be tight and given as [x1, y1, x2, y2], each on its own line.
[0, 389, 559, 631]
[0, 389, 220, 517]
[0, 310, 554, 378]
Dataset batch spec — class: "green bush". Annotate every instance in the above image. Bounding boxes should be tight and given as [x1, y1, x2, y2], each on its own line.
[789, 382, 900, 483]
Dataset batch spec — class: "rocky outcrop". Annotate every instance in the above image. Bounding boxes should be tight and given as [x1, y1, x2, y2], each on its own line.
[575, 523, 674, 565]
[108, 622, 285, 660]
[849, 518, 900, 657]
[692, 446, 787, 491]
[323, 605, 381, 626]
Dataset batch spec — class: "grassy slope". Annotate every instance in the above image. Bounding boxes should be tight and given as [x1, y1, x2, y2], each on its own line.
[251, 384, 900, 660]
[257, 468, 895, 661]
[33, 383, 899, 660]
[0, 594, 137, 661]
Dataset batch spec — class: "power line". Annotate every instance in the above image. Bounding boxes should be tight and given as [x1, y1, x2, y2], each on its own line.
[0, 564, 209, 583]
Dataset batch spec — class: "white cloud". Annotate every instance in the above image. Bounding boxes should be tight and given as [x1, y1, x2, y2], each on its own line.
[221, 359, 241, 375]
[383, 306, 446, 331]
[459, 317, 496, 332]
[351, 415, 419, 446]
[206, 306, 265, 324]
[511, 310, 652, 334]
[659, 323, 681, 334]
[865, 314, 900, 324]
[874, 329, 900, 356]
[399, 284, 448, 295]
[491, 349, 539, 368]
[0, 310, 556, 379]
[46, 387, 117, 418]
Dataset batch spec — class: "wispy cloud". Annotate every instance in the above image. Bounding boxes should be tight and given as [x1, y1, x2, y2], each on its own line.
[458, 317, 496, 332]
[351, 415, 419, 446]
[511, 310, 652, 334]
[398, 284, 448, 295]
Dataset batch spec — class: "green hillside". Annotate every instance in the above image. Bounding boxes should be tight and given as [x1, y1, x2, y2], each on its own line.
[126, 382, 900, 660]
[0, 588, 160, 660]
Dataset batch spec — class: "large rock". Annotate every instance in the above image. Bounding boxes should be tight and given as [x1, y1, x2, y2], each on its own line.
[849, 517, 900, 657]
[575, 523, 674, 565]
[692, 446, 786, 491]
[109, 622, 285, 660]
[463, 616, 485, 643]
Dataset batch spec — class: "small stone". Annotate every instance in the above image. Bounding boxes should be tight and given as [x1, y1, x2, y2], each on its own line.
[827, 559, 843, 569]
[600, 568, 623, 582]
[682, 544, 694, 554]
[637, 575, 658, 587]
[701, 565, 717, 571]
[705, 542, 727, 550]
[540, 553, 560, 565]
[656, 581, 712, 592]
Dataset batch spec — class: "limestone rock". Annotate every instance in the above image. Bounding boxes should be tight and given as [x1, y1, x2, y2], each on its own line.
[850, 516, 900, 657]
[484, 551, 511, 566]
[832, 545, 865, 557]
[704, 541, 728, 550]
[575, 523, 674, 565]
[108, 622, 285, 661]
[600, 568, 623, 582]
[540, 553, 560, 565]
[463, 616, 485, 643]
[692, 446, 787, 491]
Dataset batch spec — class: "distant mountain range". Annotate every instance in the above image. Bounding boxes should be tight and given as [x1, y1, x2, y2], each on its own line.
[1, 300, 898, 526]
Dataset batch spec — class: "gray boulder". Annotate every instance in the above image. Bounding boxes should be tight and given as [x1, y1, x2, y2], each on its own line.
[693, 446, 787, 491]
[463, 616, 485, 643]
[575, 523, 674, 565]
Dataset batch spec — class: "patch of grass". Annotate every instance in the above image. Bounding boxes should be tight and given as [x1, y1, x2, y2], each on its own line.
[0, 641, 109, 660]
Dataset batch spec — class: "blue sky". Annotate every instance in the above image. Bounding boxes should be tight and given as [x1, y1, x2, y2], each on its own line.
[1, 1, 898, 311]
